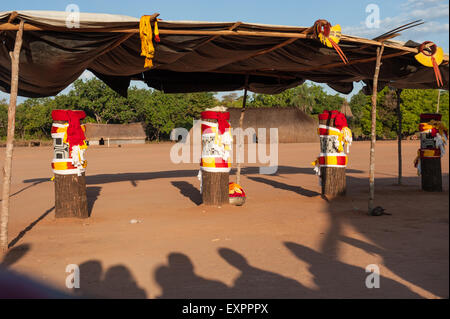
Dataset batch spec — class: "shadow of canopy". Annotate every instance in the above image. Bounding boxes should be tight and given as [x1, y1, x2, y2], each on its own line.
[21, 166, 364, 186]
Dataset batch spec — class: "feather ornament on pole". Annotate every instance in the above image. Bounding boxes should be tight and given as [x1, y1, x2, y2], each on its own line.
[313, 19, 349, 64]
[415, 41, 444, 87]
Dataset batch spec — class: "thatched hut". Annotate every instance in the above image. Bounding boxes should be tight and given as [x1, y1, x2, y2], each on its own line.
[189, 107, 317, 144]
[227, 107, 318, 143]
[85, 123, 146, 145]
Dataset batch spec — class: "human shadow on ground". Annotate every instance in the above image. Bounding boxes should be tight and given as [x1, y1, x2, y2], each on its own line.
[311, 174, 449, 298]
[18, 169, 447, 297]
[171, 182, 202, 205]
[154, 252, 229, 298]
[8, 206, 55, 249]
[154, 249, 320, 299]
[75, 260, 147, 299]
[284, 241, 423, 298]
[154, 246, 426, 298]
[247, 176, 320, 197]
[0, 243, 31, 268]
[217, 248, 317, 298]
[86, 186, 101, 217]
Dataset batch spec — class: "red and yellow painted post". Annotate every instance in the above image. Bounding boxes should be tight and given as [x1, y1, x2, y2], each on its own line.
[51, 110, 89, 218]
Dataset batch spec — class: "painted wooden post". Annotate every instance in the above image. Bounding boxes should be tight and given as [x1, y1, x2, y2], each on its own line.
[236, 87, 248, 186]
[1, 19, 24, 253]
[199, 108, 232, 206]
[51, 110, 89, 218]
[316, 111, 352, 196]
[417, 113, 444, 192]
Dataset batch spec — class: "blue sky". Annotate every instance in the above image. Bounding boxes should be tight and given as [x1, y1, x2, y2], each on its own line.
[1, 0, 449, 103]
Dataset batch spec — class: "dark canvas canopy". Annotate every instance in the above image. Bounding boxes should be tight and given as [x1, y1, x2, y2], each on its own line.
[0, 10, 448, 98]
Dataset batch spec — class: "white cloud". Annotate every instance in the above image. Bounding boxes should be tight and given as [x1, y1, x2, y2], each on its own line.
[78, 70, 95, 81]
[413, 21, 449, 32]
[342, 0, 449, 51]
[342, 14, 409, 38]
[410, 4, 449, 19]
[402, 0, 443, 9]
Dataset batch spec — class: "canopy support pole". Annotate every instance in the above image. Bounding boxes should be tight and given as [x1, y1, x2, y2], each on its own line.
[396, 89, 403, 185]
[436, 89, 441, 113]
[368, 44, 385, 214]
[1, 20, 24, 253]
[236, 75, 249, 186]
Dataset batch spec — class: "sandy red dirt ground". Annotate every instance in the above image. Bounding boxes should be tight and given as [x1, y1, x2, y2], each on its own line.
[1, 140, 448, 298]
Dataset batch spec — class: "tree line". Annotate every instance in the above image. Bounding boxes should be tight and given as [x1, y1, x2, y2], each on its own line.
[0, 78, 448, 141]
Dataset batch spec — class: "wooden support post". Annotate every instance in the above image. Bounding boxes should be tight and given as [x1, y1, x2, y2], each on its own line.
[54, 174, 89, 218]
[201, 171, 229, 206]
[1, 20, 24, 253]
[236, 86, 248, 186]
[436, 89, 441, 113]
[396, 89, 403, 185]
[319, 116, 346, 196]
[200, 110, 231, 206]
[368, 44, 385, 213]
[51, 114, 89, 218]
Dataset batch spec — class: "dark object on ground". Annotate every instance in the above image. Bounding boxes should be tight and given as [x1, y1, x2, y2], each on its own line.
[0, 268, 70, 298]
[369, 206, 392, 216]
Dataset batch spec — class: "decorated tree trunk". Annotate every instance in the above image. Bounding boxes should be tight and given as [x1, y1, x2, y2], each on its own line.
[199, 109, 232, 206]
[415, 113, 448, 192]
[313, 110, 352, 196]
[51, 110, 89, 218]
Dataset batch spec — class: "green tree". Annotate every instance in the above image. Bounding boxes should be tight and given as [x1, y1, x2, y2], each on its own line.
[0, 99, 8, 139]
[69, 79, 135, 124]
[15, 98, 54, 139]
[221, 93, 239, 108]
[349, 87, 449, 139]
[400, 89, 449, 135]
[4, 76, 447, 142]
[248, 83, 344, 114]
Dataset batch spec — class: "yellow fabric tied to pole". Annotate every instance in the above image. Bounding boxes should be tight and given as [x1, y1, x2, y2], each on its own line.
[154, 19, 160, 42]
[140, 16, 157, 68]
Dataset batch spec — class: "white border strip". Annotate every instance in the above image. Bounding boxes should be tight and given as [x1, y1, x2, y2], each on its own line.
[318, 124, 341, 134]
[319, 152, 346, 157]
[201, 167, 231, 173]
